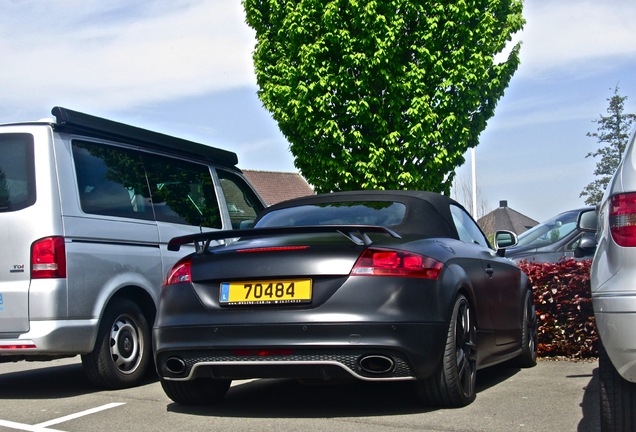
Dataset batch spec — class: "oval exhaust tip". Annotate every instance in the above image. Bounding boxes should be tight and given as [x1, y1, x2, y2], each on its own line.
[359, 355, 395, 375]
[165, 357, 187, 375]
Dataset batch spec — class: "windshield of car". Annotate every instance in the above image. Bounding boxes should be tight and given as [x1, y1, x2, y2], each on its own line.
[516, 210, 580, 248]
[255, 201, 407, 228]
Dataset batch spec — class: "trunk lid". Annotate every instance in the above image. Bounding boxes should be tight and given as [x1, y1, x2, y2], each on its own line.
[181, 228, 397, 309]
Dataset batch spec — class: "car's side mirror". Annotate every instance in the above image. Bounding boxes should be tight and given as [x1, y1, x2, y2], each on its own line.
[494, 230, 518, 257]
[574, 233, 598, 258]
[577, 209, 598, 232]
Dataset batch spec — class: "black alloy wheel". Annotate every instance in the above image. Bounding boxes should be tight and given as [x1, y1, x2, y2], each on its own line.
[416, 294, 477, 407]
[515, 289, 538, 368]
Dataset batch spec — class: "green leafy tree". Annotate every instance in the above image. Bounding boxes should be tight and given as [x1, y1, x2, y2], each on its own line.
[243, 0, 524, 193]
[581, 86, 636, 205]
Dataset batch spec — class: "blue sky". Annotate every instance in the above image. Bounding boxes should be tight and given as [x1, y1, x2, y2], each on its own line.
[2, 0, 636, 222]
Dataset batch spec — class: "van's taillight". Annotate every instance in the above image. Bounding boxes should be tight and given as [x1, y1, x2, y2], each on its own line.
[0, 343, 37, 349]
[610, 193, 636, 247]
[351, 248, 443, 279]
[31, 237, 66, 279]
[165, 257, 192, 285]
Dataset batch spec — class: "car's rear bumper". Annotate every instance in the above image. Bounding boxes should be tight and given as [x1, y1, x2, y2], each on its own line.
[592, 249, 636, 384]
[593, 292, 636, 383]
[153, 321, 447, 382]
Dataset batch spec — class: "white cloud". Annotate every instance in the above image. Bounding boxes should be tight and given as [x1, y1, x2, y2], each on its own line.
[517, 0, 636, 77]
[0, 0, 257, 112]
[3, 0, 635, 116]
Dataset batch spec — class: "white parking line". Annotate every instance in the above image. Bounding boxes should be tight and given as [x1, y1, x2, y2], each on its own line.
[0, 419, 64, 432]
[0, 402, 125, 432]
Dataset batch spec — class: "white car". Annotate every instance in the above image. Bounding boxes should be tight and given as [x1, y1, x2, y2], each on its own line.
[591, 127, 636, 431]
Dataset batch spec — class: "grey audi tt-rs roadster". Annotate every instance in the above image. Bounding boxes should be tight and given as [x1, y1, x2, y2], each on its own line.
[153, 190, 537, 407]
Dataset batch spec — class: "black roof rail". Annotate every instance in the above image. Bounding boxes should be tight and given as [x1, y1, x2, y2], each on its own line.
[51, 106, 238, 167]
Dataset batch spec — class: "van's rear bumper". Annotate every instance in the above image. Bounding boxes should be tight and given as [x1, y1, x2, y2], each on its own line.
[0, 319, 98, 359]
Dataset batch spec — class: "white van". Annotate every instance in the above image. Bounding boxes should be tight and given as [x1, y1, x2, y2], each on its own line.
[0, 107, 265, 388]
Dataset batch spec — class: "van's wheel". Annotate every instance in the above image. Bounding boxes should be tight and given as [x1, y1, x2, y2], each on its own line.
[161, 378, 231, 405]
[82, 298, 151, 389]
[515, 289, 538, 368]
[416, 294, 477, 407]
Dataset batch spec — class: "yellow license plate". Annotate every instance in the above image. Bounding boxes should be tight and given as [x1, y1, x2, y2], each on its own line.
[220, 279, 312, 305]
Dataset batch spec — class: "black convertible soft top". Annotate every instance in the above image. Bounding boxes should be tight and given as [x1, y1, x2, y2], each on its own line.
[167, 190, 464, 252]
[256, 190, 462, 239]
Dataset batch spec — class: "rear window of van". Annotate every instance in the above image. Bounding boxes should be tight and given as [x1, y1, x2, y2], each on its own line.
[0, 133, 36, 212]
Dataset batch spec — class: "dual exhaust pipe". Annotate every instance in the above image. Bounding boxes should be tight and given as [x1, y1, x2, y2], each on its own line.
[164, 354, 396, 377]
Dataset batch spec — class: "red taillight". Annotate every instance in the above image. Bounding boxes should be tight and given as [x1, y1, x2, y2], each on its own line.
[165, 257, 192, 285]
[610, 193, 636, 247]
[31, 237, 66, 279]
[351, 248, 443, 279]
[0, 344, 37, 349]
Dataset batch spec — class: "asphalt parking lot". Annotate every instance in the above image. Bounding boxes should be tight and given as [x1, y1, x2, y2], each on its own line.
[0, 357, 599, 432]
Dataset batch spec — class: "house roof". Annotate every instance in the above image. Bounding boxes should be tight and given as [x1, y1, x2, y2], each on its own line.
[242, 170, 315, 206]
[477, 200, 538, 237]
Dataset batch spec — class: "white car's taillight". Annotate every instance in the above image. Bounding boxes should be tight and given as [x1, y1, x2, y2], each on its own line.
[31, 237, 66, 279]
[609, 193, 636, 247]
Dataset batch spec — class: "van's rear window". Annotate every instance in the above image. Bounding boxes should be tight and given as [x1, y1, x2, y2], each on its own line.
[0, 133, 36, 212]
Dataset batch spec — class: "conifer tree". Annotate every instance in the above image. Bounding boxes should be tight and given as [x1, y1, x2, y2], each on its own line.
[581, 86, 636, 205]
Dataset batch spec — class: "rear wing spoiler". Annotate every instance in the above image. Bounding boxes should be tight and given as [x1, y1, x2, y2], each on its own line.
[167, 225, 401, 253]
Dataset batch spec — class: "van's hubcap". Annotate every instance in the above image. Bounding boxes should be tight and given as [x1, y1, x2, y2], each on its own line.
[110, 315, 142, 374]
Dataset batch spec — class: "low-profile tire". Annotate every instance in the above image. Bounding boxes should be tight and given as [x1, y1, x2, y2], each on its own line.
[161, 378, 231, 405]
[599, 342, 636, 431]
[515, 289, 537, 368]
[416, 294, 477, 407]
[81, 297, 151, 389]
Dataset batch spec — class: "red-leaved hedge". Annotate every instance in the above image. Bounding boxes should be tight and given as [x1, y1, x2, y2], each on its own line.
[517, 259, 598, 359]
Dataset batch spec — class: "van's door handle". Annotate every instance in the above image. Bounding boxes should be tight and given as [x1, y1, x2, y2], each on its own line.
[485, 265, 494, 277]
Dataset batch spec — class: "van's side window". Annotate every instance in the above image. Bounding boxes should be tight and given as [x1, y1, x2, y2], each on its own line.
[218, 169, 265, 228]
[0, 133, 36, 212]
[143, 153, 222, 228]
[72, 141, 152, 220]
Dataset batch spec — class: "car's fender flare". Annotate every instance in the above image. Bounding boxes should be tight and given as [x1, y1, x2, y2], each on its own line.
[439, 262, 482, 329]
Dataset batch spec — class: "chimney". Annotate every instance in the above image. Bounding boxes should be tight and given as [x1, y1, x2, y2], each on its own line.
[499, 200, 508, 208]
